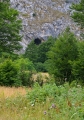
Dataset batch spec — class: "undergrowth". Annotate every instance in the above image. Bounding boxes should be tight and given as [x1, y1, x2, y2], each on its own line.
[0, 83, 84, 120]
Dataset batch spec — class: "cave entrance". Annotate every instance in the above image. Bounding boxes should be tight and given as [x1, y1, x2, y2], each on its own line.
[34, 38, 41, 45]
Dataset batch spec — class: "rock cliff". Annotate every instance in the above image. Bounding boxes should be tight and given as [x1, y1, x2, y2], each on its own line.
[10, 0, 80, 51]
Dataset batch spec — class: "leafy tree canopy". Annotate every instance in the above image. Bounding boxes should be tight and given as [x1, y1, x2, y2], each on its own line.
[46, 28, 78, 84]
[24, 40, 38, 63]
[71, 0, 84, 28]
[37, 36, 56, 63]
[70, 0, 84, 83]
[70, 41, 84, 82]
[24, 37, 56, 72]
[0, 1, 22, 53]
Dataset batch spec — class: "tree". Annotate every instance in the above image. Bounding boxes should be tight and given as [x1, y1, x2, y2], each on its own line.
[70, 41, 84, 83]
[37, 36, 56, 63]
[24, 37, 56, 72]
[15, 58, 35, 86]
[46, 28, 78, 84]
[0, 57, 35, 86]
[24, 41, 38, 63]
[0, 1, 22, 53]
[35, 37, 56, 72]
[71, 0, 84, 35]
[70, 0, 84, 83]
[0, 59, 19, 86]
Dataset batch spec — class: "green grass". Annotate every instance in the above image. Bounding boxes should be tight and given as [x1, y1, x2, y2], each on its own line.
[0, 83, 84, 120]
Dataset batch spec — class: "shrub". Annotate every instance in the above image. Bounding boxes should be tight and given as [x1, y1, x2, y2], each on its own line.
[0, 57, 36, 87]
[27, 83, 59, 103]
[15, 58, 36, 86]
[0, 59, 20, 86]
[18, 71, 34, 87]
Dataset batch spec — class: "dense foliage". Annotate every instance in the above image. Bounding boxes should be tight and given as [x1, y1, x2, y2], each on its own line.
[71, 0, 84, 38]
[27, 82, 84, 104]
[46, 28, 78, 84]
[0, 59, 18, 86]
[70, 41, 84, 83]
[71, 0, 84, 28]
[24, 41, 38, 63]
[24, 37, 56, 72]
[0, 58, 35, 86]
[0, 1, 22, 53]
[70, 0, 84, 84]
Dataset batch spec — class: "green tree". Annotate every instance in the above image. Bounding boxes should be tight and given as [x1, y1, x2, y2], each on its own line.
[71, 0, 84, 83]
[36, 37, 56, 72]
[0, 59, 19, 86]
[15, 58, 35, 86]
[70, 41, 84, 83]
[24, 37, 55, 72]
[46, 28, 78, 84]
[37, 37, 56, 63]
[71, 0, 84, 28]
[0, 57, 35, 86]
[24, 41, 38, 63]
[0, 1, 22, 53]
[15, 57, 35, 72]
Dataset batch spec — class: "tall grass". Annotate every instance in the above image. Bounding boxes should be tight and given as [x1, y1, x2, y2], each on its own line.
[0, 86, 26, 98]
[0, 83, 84, 120]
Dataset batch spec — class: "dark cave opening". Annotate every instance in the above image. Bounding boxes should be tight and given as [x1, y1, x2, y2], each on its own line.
[34, 38, 41, 45]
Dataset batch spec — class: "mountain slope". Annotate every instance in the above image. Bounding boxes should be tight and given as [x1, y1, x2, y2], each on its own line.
[10, 0, 80, 51]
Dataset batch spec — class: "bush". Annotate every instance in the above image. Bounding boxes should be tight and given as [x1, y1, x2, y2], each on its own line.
[0, 59, 20, 86]
[15, 58, 35, 71]
[0, 57, 36, 87]
[27, 83, 59, 103]
[15, 58, 36, 86]
[27, 82, 84, 110]
[18, 71, 34, 87]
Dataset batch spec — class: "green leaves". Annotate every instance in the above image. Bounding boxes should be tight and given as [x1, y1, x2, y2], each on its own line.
[71, 0, 84, 28]
[0, 1, 22, 53]
[0, 57, 35, 86]
[0, 59, 19, 86]
[24, 41, 39, 63]
[70, 41, 84, 82]
[24, 37, 56, 72]
[46, 28, 78, 83]
[27, 83, 59, 103]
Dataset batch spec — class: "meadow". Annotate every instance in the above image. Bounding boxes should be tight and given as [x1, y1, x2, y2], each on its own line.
[0, 83, 84, 120]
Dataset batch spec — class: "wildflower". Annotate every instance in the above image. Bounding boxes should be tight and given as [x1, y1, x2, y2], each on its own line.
[50, 103, 56, 109]
[44, 111, 47, 115]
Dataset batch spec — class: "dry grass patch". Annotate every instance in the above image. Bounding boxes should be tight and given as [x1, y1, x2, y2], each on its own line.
[32, 72, 50, 83]
[0, 86, 27, 98]
[27, 9, 66, 27]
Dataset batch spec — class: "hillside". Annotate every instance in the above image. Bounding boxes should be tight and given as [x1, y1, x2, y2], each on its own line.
[10, 0, 80, 51]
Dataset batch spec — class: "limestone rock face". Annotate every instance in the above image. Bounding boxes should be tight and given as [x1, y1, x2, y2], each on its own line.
[10, 0, 80, 51]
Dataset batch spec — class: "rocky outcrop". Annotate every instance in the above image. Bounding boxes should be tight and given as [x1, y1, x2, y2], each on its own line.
[10, 0, 80, 51]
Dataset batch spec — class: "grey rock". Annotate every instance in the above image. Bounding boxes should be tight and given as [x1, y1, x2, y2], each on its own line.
[10, 0, 81, 52]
